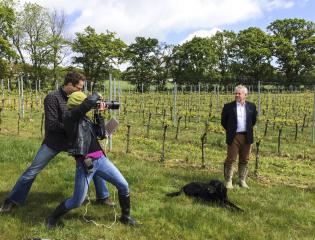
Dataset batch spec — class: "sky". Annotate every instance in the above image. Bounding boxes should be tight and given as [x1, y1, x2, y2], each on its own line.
[21, 0, 315, 44]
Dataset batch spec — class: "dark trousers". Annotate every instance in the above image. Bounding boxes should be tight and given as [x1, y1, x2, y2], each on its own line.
[225, 133, 251, 165]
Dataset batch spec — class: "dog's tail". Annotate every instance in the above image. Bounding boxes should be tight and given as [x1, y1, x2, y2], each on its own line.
[224, 200, 244, 212]
[166, 189, 183, 197]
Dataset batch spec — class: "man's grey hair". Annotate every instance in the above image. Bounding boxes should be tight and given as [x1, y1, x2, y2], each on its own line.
[235, 85, 248, 95]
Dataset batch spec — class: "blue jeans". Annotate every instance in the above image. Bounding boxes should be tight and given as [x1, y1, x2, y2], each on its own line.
[65, 155, 129, 210]
[8, 144, 110, 205]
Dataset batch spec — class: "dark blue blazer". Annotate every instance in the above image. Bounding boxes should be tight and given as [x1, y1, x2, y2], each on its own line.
[221, 101, 257, 145]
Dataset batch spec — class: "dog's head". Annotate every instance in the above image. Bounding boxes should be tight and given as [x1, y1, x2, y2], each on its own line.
[208, 179, 228, 201]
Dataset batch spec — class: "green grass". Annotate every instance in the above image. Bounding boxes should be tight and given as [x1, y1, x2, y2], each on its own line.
[1, 134, 315, 239]
[1, 90, 315, 239]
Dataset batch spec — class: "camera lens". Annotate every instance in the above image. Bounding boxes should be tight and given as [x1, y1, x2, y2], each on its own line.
[105, 101, 120, 109]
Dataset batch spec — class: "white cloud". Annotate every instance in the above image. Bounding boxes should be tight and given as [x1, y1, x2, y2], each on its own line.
[264, 0, 294, 11]
[20, 0, 297, 43]
[180, 27, 222, 44]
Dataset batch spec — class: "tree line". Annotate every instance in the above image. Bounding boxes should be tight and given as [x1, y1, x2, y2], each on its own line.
[1, 1, 315, 91]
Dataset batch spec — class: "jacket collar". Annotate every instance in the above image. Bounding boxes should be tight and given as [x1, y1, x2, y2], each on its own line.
[59, 87, 68, 100]
[233, 101, 237, 118]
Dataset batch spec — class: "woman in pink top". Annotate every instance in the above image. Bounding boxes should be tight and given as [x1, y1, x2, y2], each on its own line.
[46, 92, 136, 229]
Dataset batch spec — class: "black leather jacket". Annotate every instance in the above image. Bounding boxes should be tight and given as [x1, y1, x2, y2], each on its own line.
[63, 94, 100, 156]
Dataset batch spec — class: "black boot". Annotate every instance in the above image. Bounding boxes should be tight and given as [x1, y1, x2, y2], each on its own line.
[0, 198, 17, 213]
[46, 201, 69, 229]
[118, 194, 136, 226]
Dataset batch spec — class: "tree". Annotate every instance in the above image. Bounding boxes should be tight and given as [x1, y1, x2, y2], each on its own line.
[235, 27, 273, 83]
[0, 1, 16, 78]
[267, 18, 315, 84]
[47, 9, 69, 83]
[72, 26, 126, 83]
[11, 3, 52, 82]
[170, 37, 218, 85]
[123, 37, 160, 91]
[155, 43, 173, 90]
[210, 30, 237, 83]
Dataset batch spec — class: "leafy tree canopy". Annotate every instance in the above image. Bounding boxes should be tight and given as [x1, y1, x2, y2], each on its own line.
[72, 26, 126, 83]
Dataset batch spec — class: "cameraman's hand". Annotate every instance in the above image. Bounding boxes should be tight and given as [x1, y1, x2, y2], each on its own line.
[98, 101, 108, 111]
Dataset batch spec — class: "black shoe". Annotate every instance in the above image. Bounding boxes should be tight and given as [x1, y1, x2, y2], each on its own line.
[96, 197, 115, 207]
[46, 201, 68, 229]
[0, 199, 16, 213]
[46, 216, 58, 229]
[119, 215, 137, 226]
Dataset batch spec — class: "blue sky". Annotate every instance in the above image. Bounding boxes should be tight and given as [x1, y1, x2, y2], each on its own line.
[223, 0, 315, 32]
[24, 0, 315, 44]
[166, 0, 315, 44]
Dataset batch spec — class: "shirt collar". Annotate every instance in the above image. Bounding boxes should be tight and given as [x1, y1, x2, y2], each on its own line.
[236, 101, 246, 107]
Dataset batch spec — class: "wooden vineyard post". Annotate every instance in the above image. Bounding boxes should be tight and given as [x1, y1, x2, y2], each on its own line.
[254, 140, 261, 177]
[146, 113, 152, 137]
[17, 113, 21, 135]
[201, 132, 207, 168]
[160, 124, 168, 163]
[175, 116, 182, 140]
[126, 124, 131, 153]
[301, 113, 307, 132]
[162, 108, 166, 122]
[0, 108, 2, 132]
[264, 119, 269, 137]
[295, 122, 298, 141]
[278, 127, 283, 155]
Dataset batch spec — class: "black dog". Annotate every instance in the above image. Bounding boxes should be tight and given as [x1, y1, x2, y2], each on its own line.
[166, 179, 243, 212]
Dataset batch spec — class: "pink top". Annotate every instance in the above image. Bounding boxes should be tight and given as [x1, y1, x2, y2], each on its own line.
[86, 150, 104, 159]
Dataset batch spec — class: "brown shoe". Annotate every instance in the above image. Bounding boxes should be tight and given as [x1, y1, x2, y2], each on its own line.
[0, 199, 16, 213]
[96, 197, 115, 207]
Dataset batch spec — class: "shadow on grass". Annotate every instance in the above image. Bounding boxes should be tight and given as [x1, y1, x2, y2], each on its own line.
[0, 191, 117, 227]
[0, 191, 67, 224]
[305, 186, 315, 193]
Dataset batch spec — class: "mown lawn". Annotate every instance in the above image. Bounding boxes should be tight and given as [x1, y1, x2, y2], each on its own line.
[1, 90, 315, 239]
[1, 133, 315, 240]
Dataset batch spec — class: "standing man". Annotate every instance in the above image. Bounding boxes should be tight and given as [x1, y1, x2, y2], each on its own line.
[221, 85, 257, 189]
[0, 71, 113, 213]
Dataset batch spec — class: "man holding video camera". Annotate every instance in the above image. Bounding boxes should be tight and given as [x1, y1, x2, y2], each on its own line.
[0, 71, 113, 213]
